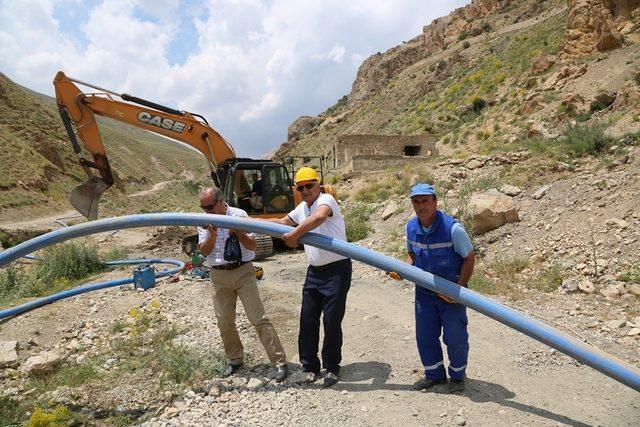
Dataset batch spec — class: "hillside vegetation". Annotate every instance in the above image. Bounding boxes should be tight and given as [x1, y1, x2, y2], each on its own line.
[277, 0, 639, 161]
[0, 73, 209, 221]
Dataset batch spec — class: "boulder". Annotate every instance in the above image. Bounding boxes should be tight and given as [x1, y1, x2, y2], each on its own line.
[380, 200, 399, 221]
[527, 121, 557, 139]
[605, 319, 626, 329]
[627, 283, 640, 297]
[611, 80, 640, 111]
[464, 159, 485, 170]
[561, 93, 588, 115]
[531, 54, 556, 75]
[20, 351, 62, 374]
[532, 184, 552, 200]
[0, 340, 19, 368]
[562, 0, 625, 58]
[520, 92, 543, 115]
[542, 65, 588, 90]
[600, 284, 625, 298]
[499, 185, 522, 197]
[561, 278, 579, 293]
[578, 279, 595, 294]
[468, 190, 519, 234]
[590, 91, 617, 110]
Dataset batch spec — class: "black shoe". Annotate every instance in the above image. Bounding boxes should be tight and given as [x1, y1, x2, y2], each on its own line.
[221, 363, 243, 378]
[412, 376, 447, 391]
[275, 364, 289, 383]
[323, 367, 340, 387]
[448, 377, 466, 393]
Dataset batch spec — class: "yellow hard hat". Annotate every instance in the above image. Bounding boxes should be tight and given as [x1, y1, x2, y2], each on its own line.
[294, 167, 320, 185]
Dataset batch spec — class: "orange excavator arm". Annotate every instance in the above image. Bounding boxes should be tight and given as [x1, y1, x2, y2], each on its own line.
[53, 71, 236, 219]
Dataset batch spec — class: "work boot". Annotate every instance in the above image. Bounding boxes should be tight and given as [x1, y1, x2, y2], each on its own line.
[323, 368, 340, 388]
[412, 376, 447, 391]
[274, 364, 289, 383]
[448, 376, 466, 393]
[221, 363, 243, 378]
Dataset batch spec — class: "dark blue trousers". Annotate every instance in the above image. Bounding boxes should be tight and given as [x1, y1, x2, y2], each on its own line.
[415, 288, 469, 380]
[299, 259, 352, 374]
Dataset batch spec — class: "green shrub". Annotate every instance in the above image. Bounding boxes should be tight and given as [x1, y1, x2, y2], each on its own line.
[528, 264, 562, 292]
[575, 112, 591, 122]
[620, 267, 640, 285]
[0, 266, 28, 303]
[462, 40, 471, 49]
[458, 32, 468, 41]
[556, 123, 615, 156]
[489, 256, 530, 282]
[28, 358, 100, 393]
[34, 241, 104, 284]
[344, 204, 375, 242]
[0, 396, 27, 426]
[1, 241, 109, 304]
[469, 274, 495, 294]
[102, 247, 130, 262]
[0, 231, 18, 249]
[472, 97, 486, 113]
[157, 344, 225, 384]
[28, 405, 87, 427]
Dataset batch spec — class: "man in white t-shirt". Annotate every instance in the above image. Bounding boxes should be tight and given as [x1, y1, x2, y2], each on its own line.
[268, 167, 352, 387]
[197, 187, 288, 382]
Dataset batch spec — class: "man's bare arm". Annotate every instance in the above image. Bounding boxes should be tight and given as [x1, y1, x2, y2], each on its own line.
[458, 251, 475, 287]
[233, 230, 257, 252]
[197, 225, 217, 256]
[282, 205, 332, 247]
[265, 216, 297, 226]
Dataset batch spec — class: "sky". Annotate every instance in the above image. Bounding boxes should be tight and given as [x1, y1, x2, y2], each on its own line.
[0, 0, 468, 157]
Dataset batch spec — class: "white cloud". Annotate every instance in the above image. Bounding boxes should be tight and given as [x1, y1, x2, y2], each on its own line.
[327, 45, 346, 63]
[240, 89, 281, 122]
[0, 0, 468, 157]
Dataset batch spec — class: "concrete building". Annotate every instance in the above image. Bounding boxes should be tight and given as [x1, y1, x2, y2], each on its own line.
[327, 134, 438, 171]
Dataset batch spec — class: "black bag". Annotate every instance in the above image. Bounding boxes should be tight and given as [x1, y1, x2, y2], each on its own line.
[223, 234, 242, 262]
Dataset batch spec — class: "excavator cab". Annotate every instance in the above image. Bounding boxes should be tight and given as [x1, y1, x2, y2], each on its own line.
[221, 160, 295, 217]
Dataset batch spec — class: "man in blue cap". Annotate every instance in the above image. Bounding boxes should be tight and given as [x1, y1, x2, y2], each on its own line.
[401, 182, 475, 393]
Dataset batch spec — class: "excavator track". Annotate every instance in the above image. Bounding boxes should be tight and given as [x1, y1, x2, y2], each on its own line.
[253, 233, 273, 260]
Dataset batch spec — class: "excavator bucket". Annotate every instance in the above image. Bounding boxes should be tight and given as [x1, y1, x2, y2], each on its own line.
[69, 177, 110, 220]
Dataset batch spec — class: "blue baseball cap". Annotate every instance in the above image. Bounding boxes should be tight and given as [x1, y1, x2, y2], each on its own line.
[410, 183, 436, 198]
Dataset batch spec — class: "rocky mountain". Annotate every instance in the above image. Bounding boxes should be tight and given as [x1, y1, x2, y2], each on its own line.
[276, 0, 640, 159]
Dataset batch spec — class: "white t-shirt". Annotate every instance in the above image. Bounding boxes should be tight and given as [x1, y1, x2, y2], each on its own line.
[197, 206, 255, 267]
[288, 193, 347, 267]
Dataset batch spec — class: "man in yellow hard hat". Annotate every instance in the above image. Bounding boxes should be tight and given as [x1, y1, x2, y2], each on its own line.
[267, 167, 351, 387]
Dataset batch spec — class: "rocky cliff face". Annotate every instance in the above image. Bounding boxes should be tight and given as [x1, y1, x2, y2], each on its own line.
[347, 35, 426, 107]
[348, 0, 512, 109]
[561, 0, 640, 57]
[423, 0, 511, 54]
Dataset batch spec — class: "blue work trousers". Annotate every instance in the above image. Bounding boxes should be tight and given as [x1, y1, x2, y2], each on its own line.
[415, 288, 469, 380]
[299, 259, 352, 374]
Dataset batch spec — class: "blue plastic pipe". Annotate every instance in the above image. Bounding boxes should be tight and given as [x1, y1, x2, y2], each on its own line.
[0, 258, 183, 319]
[1, 213, 639, 392]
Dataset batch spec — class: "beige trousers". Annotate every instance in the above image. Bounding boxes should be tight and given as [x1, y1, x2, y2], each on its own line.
[210, 262, 286, 366]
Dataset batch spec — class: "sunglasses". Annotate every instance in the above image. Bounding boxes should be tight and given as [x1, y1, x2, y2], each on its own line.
[296, 183, 316, 192]
[200, 199, 220, 210]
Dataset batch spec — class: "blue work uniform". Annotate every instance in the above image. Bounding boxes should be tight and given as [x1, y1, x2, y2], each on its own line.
[406, 210, 473, 380]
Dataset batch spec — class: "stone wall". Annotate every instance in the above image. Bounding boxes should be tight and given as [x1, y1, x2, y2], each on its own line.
[328, 134, 438, 171]
[349, 154, 432, 172]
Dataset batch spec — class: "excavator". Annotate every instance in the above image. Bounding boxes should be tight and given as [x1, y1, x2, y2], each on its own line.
[53, 71, 335, 258]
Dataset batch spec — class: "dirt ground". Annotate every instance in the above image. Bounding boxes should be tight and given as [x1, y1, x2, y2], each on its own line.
[1, 226, 639, 425]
